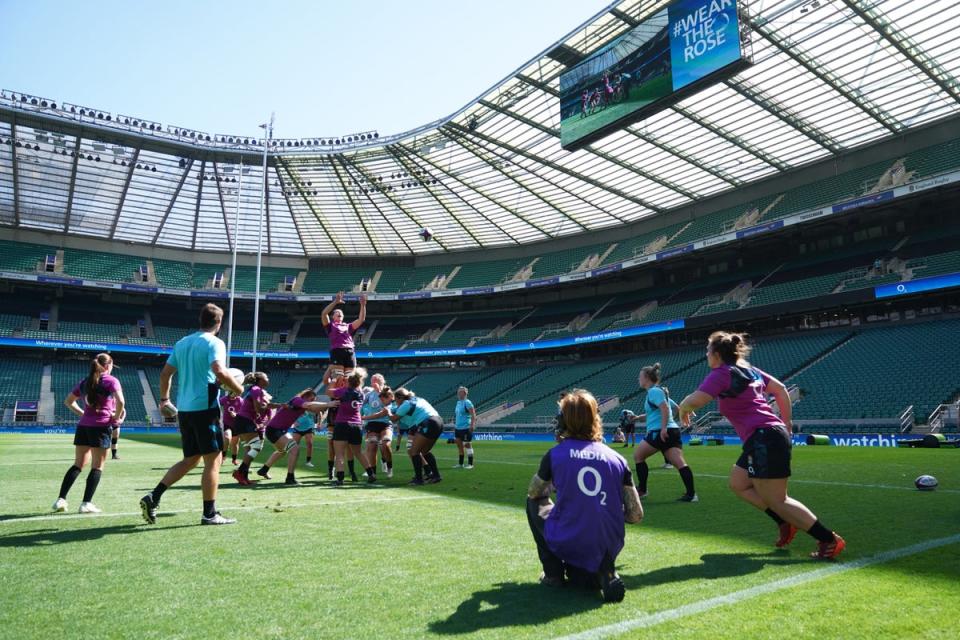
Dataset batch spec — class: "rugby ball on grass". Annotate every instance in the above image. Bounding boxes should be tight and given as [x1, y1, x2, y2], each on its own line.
[914, 475, 938, 491]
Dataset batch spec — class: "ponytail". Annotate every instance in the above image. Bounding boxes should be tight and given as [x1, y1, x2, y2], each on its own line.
[640, 362, 662, 384]
[86, 353, 113, 406]
[243, 371, 268, 387]
[708, 331, 752, 365]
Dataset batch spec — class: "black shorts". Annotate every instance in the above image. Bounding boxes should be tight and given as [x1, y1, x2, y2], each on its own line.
[643, 429, 682, 451]
[233, 415, 259, 435]
[623, 423, 635, 434]
[178, 409, 224, 457]
[292, 427, 316, 436]
[333, 422, 363, 445]
[398, 427, 410, 436]
[329, 348, 357, 369]
[415, 416, 444, 441]
[74, 425, 112, 448]
[365, 422, 390, 434]
[736, 425, 792, 479]
[454, 428, 473, 442]
[265, 427, 289, 444]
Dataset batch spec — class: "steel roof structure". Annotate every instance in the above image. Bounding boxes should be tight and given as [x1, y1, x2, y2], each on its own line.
[1, 0, 958, 257]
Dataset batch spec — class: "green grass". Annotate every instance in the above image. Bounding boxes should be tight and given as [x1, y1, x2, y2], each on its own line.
[1, 434, 958, 639]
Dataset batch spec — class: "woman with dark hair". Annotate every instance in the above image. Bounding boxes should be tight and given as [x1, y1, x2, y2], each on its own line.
[678, 331, 845, 560]
[634, 363, 697, 502]
[330, 370, 376, 485]
[388, 388, 443, 485]
[256, 389, 338, 485]
[232, 372, 273, 486]
[526, 389, 642, 602]
[53, 353, 126, 514]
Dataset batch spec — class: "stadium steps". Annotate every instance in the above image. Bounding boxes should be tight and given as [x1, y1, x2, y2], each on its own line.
[502, 359, 631, 423]
[783, 332, 857, 382]
[472, 367, 547, 413]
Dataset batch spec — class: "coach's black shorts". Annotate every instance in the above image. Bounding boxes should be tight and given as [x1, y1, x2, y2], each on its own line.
[454, 428, 473, 442]
[736, 425, 792, 479]
[623, 423, 635, 435]
[365, 422, 390, 434]
[265, 426, 288, 444]
[333, 422, 363, 445]
[74, 425, 112, 449]
[643, 428, 682, 451]
[178, 409, 224, 457]
[233, 415, 259, 435]
[329, 348, 357, 369]
[416, 416, 444, 441]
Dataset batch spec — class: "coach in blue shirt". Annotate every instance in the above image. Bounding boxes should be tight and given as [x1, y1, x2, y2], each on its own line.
[139, 303, 244, 526]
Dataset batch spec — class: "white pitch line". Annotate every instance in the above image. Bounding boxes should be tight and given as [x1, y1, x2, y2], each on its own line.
[554, 532, 960, 640]
[0, 493, 441, 525]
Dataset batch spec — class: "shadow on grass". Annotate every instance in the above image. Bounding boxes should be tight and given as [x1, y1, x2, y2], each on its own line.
[622, 550, 805, 589]
[428, 581, 602, 635]
[0, 521, 194, 547]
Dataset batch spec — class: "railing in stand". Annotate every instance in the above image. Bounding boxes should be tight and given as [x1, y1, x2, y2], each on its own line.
[899, 404, 915, 433]
[691, 411, 721, 434]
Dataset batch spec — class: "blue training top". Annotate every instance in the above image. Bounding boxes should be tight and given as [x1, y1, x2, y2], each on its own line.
[644, 386, 679, 433]
[454, 398, 474, 429]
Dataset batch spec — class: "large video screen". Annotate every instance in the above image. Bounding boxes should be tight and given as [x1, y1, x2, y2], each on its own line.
[559, 0, 749, 151]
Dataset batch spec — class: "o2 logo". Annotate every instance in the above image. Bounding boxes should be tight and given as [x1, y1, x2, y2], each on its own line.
[577, 466, 607, 505]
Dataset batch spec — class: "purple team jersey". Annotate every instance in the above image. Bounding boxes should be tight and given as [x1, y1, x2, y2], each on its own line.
[268, 396, 307, 430]
[326, 321, 355, 350]
[697, 364, 782, 442]
[237, 385, 268, 422]
[540, 439, 630, 573]
[219, 395, 242, 428]
[331, 387, 363, 424]
[72, 374, 121, 427]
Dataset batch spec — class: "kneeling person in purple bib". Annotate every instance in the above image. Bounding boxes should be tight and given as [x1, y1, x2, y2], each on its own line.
[527, 389, 643, 603]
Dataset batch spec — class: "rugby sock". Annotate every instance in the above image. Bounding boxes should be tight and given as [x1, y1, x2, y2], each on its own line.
[468, 453, 474, 466]
[412, 455, 424, 481]
[151, 482, 168, 504]
[111, 437, 118, 458]
[807, 520, 835, 543]
[305, 456, 312, 463]
[635, 461, 649, 494]
[348, 459, 356, 476]
[458, 454, 465, 466]
[387, 460, 393, 470]
[59, 465, 82, 499]
[202, 500, 216, 518]
[82, 469, 102, 502]
[765, 508, 786, 525]
[678, 466, 695, 496]
[238, 461, 250, 475]
[336, 471, 345, 483]
[285, 473, 296, 483]
[424, 452, 441, 479]
[327, 460, 334, 474]
[365, 466, 375, 479]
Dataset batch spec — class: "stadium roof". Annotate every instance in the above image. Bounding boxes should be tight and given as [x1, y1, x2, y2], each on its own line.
[1, 0, 959, 257]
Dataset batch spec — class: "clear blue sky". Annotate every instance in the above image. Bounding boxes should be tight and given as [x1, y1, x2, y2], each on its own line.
[1, 0, 610, 139]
